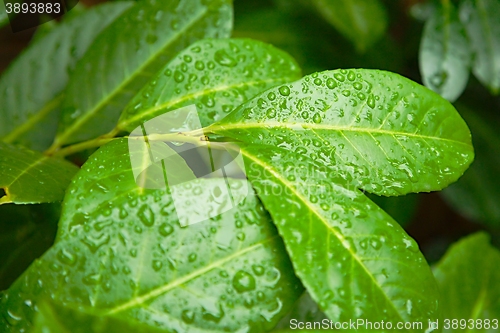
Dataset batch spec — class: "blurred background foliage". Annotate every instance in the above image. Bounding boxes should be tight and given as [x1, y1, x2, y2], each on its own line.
[0, 0, 499, 288]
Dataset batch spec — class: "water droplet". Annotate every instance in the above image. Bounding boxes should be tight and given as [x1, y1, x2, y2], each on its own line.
[174, 70, 184, 83]
[367, 94, 376, 109]
[312, 113, 322, 124]
[188, 253, 197, 262]
[334, 73, 345, 82]
[326, 78, 337, 89]
[347, 71, 356, 81]
[181, 309, 195, 323]
[57, 248, 76, 266]
[152, 260, 163, 271]
[251, 264, 264, 276]
[266, 108, 277, 118]
[138, 204, 155, 227]
[232, 270, 256, 293]
[214, 49, 237, 67]
[278, 85, 290, 96]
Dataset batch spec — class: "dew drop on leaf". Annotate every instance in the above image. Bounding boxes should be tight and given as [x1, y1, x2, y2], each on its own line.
[138, 204, 155, 227]
[232, 270, 256, 293]
[278, 85, 290, 96]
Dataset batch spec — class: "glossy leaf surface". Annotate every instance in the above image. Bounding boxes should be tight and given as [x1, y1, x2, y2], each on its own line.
[31, 300, 170, 333]
[0, 139, 302, 332]
[419, 3, 471, 102]
[0, 2, 132, 150]
[211, 69, 474, 196]
[118, 38, 301, 132]
[53, 0, 233, 147]
[239, 145, 439, 328]
[310, 0, 387, 52]
[460, 0, 500, 94]
[442, 105, 500, 226]
[0, 142, 78, 204]
[433, 232, 500, 331]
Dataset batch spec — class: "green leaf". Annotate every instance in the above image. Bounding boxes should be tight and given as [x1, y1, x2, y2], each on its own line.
[0, 2, 133, 151]
[433, 232, 500, 330]
[0, 139, 302, 332]
[0, 142, 78, 204]
[55, 135, 196, 237]
[32, 300, 169, 333]
[210, 69, 474, 196]
[239, 145, 439, 327]
[419, 2, 471, 102]
[460, 0, 500, 94]
[0, 203, 59, 290]
[309, 0, 387, 52]
[442, 105, 500, 226]
[118, 38, 301, 132]
[52, 0, 233, 148]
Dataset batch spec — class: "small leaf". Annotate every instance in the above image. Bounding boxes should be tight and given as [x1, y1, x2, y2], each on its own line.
[0, 2, 133, 150]
[32, 300, 168, 333]
[441, 105, 500, 226]
[0, 142, 78, 204]
[52, 0, 233, 148]
[0, 139, 302, 332]
[118, 38, 301, 132]
[210, 69, 474, 196]
[310, 0, 387, 52]
[0, 203, 59, 290]
[460, 0, 500, 94]
[433, 232, 500, 328]
[240, 145, 439, 325]
[419, 2, 471, 102]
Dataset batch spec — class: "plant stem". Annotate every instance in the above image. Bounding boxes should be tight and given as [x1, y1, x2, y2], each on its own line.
[51, 137, 117, 157]
[49, 127, 217, 157]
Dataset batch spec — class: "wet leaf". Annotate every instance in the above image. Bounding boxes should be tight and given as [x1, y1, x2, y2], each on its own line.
[0, 142, 78, 204]
[0, 139, 302, 332]
[52, 0, 233, 148]
[0, 2, 132, 150]
[460, 0, 500, 94]
[433, 232, 500, 330]
[419, 2, 471, 102]
[240, 145, 439, 327]
[310, 0, 387, 52]
[441, 105, 500, 226]
[31, 300, 169, 333]
[210, 69, 474, 196]
[118, 38, 301, 132]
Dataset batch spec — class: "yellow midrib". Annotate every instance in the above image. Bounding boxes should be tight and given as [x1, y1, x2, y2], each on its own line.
[105, 236, 276, 314]
[209, 121, 472, 148]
